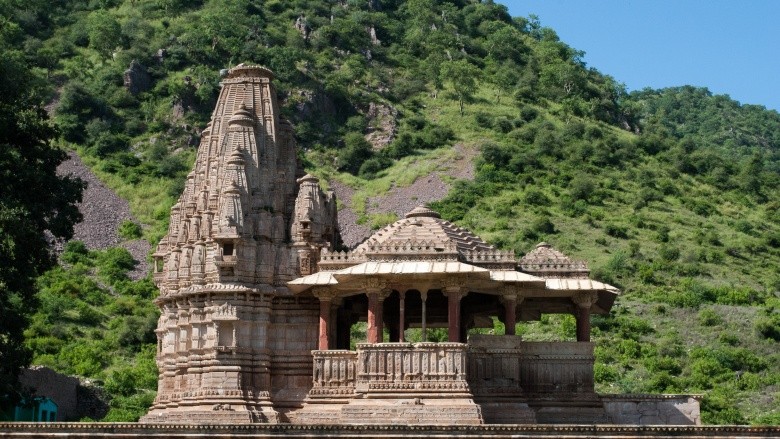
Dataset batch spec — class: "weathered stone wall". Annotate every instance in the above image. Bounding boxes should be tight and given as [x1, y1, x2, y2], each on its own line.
[19, 367, 108, 422]
[602, 395, 701, 425]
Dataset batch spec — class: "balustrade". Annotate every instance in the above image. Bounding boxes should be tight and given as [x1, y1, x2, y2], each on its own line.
[311, 350, 358, 396]
[355, 342, 469, 393]
[311, 339, 594, 398]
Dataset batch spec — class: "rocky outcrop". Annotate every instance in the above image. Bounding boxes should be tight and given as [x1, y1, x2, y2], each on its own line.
[294, 15, 311, 40]
[364, 102, 397, 150]
[56, 152, 150, 280]
[123, 60, 151, 95]
[293, 88, 337, 121]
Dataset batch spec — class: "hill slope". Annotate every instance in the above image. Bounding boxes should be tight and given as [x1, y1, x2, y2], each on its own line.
[1, 0, 778, 424]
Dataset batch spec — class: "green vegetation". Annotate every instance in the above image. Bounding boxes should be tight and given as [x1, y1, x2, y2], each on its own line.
[0, 11, 84, 407]
[28, 242, 158, 421]
[1, 0, 777, 424]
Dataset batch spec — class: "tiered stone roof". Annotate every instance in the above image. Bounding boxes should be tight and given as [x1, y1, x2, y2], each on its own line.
[318, 206, 515, 271]
[518, 242, 590, 279]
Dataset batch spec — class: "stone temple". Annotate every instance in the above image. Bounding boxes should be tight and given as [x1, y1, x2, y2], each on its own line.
[141, 65, 700, 425]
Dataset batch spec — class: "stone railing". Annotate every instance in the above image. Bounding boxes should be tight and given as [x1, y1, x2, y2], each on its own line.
[310, 350, 358, 397]
[317, 250, 367, 270]
[467, 335, 595, 397]
[310, 339, 595, 399]
[355, 342, 469, 393]
[462, 249, 517, 268]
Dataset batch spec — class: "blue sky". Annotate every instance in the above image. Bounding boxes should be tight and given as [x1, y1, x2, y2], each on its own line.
[502, 0, 780, 112]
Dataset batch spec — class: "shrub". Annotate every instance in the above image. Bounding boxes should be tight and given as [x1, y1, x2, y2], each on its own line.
[337, 132, 373, 175]
[604, 223, 629, 239]
[594, 363, 618, 383]
[568, 174, 595, 202]
[95, 247, 137, 283]
[518, 106, 538, 122]
[524, 189, 550, 206]
[698, 308, 722, 326]
[701, 390, 747, 425]
[118, 220, 143, 240]
[474, 112, 492, 128]
[358, 156, 391, 179]
[531, 217, 556, 235]
[755, 314, 780, 341]
[716, 287, 765, 306]
[493, 117, 513, 133]
[61, 241, 92, 265]
[659, 245, 680, 262]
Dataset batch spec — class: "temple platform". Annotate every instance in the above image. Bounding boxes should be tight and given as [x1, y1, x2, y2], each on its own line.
[293, 336, 701, 426]
[1, 423, 777, 438]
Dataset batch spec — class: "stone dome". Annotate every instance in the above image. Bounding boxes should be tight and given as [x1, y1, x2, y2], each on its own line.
[355, 206, 495, 255]
[518, 242, 590, 279]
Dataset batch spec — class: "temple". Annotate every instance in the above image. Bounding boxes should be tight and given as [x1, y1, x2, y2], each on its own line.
[141, 65, 700, 425]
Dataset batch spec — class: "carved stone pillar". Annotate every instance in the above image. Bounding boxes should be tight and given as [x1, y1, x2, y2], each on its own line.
[364, 279, 388, 344]
[314, 288, 336, 350]
[421, 290, 428, 342]
[398, 290, 406, 342]
[572, 292, 598, 342]
[501, 288, 525, 336]
[443, 281, 465, 343]
[503, 296, 517, 336]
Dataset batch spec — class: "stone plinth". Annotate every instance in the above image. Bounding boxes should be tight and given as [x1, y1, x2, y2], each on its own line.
[298, 342, 482, 425]
[1, 423, 778, 438]
[602, 395, 701, 425]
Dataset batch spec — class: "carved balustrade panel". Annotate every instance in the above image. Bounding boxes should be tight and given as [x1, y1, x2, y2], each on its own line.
[355, 342, 469, 392]
[312, 350, 358, 389]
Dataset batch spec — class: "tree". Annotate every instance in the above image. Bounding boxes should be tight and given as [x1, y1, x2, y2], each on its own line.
[0, 38, 84, 405]
[489, 61, 519, 104]
[86, 10, 122, 58]
[440, 59, 480, 115]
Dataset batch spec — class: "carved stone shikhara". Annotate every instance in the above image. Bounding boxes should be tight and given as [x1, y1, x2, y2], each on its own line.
[143, 65, 699, 426]
[142, 65, 339, 423]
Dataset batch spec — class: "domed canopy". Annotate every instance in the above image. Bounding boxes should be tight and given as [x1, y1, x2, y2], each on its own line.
[289, 206, 540, 294]
[352, 205, 501, 264]
[519, 242, 590, 279]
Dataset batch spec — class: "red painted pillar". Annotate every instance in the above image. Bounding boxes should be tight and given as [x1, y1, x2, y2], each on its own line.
[447, 291, 462, 342]
[504, 298, 517, 336]
[575, 305, 590, 342]
[398, 290, 406, 342]
[573, 292, 597, 342]
[367, 292, 381, 343]
[318, 297, 331, 350]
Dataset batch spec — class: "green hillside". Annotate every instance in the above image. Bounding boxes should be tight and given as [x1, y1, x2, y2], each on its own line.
[0, 0, 778, 424]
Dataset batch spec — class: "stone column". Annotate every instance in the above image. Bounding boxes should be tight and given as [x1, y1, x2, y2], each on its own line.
[398, 290, 406, 342]
[503, 296, 517, 336]
[367, 292, 380, 343]
[315, 289, 335, 350]
[319, 297, 330, 349]
[572, 292, 599, 342]
[364, 279, 388, 344]
[501, 290, 525, 336]
[421, 290, 428, 342]
[444, 283, 464, 343]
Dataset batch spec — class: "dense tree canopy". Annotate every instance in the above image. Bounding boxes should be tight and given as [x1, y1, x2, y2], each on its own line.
[0, 19, 83, 403]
